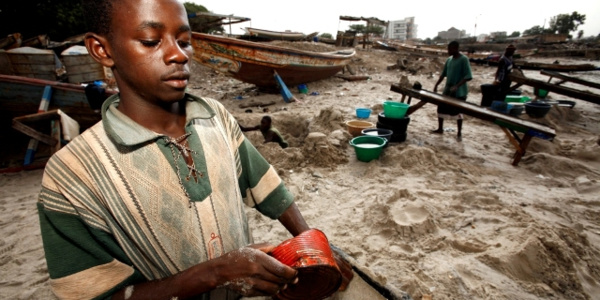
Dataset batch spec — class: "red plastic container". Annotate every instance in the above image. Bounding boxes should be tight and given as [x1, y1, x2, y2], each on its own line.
[270, 229, 342, 300]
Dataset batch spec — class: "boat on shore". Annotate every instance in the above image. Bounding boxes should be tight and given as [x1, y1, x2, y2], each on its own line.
[375, 41, 491, 59]
[191, 33, 355, 88]
[470, 57, 599, 72]
[0, 74, 116, 131]
[242, 27, 307, 41]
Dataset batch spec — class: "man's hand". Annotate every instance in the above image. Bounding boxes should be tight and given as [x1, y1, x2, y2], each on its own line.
[450, 85, 458, 93]
[214, 245, 298, 297]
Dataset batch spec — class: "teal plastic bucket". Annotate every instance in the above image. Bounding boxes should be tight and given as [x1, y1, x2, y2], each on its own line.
[382, 101, 409, 119]
[298, 84, 308, 94]
[349, 136, 386, 162]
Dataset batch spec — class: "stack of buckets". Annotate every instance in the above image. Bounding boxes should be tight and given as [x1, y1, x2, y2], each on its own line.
[377, 101, 410, 143]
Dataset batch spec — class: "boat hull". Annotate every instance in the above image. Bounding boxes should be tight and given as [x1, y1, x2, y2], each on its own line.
[191, 33, 355, 88]
[245, 27, 305, 41]
[0, 75, 116, 131]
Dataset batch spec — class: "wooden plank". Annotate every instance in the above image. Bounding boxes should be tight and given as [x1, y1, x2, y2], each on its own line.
[509, 72, 600, 105]
[12, 119, 58, 146]
[13, 109, 61, 123]
[390, 84, 556, 138]
[540, 70, 600, 90]
[512, 134, 533, 166]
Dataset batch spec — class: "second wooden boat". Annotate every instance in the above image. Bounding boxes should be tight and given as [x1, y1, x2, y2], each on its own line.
[243, 27, 306, 41]
[191, 33, 355, 88]
[0, 74, 116, 131]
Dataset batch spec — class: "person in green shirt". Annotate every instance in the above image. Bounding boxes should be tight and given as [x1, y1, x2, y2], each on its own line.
[432, 41, 473, 141]
[239, 116, 289, 149]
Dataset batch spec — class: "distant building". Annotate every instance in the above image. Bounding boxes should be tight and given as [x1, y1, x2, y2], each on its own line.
[437, 27, 467, 40]
[490, 31, 507, 39]
[477, 34, 489, 43]
[386, 17, 417, 40]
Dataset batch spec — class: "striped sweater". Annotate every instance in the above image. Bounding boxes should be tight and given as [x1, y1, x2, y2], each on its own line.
[38, 94, 294, 299]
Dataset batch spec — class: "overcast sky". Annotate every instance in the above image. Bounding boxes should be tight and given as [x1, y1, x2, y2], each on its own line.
[184, 0, 600, 39]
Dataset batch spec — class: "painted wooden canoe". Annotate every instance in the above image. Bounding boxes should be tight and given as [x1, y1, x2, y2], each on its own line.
[0, 74, 116, 132]
[191, 33, 355, 88]
[515, 60, 599, 72]
[243, 27, 306, 41]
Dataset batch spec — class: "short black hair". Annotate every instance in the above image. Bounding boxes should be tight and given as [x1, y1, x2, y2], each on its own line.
[261, 116, 272, 123]
[449, 41, 459, 48]
[82, 0, 115, 36]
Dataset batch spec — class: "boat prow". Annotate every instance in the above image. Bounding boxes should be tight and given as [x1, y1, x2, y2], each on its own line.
[191, 33, 355, 88]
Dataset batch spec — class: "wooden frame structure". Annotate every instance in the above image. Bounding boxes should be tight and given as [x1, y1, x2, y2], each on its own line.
[508, 71, 600, 105]
[390, 84, 556, 166]
[12, 109, 65, 155]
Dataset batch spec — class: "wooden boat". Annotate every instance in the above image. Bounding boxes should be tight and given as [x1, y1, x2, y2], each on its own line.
[471, 56, 599, 72]
[243, 27, 306, 41]
[378, 41, 490, 59]
[191, 33, 355, 88]
[514, 60, 599, 72]
[0, 74, 116, 132]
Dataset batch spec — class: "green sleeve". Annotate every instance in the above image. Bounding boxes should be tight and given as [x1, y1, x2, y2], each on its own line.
[237, 138, 294, 219]
[38, 190, 145, 299]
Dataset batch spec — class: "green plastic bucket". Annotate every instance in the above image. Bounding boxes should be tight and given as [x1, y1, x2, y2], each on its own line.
[382, 101, 409, 119]
[349, 136, 386, 162]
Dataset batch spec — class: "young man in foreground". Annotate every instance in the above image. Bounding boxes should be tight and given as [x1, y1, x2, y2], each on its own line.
[432, 41, 473, 141]
[37, 0, 315, 298]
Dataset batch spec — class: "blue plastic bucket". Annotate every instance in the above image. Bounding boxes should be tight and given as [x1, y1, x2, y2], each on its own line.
[355, 108, 371, 119]
[298, 84, 308, 94]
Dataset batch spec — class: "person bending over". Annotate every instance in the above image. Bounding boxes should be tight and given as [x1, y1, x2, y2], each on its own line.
[239, 116, 289, 149]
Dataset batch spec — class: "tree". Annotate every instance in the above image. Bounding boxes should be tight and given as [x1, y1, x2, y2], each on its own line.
[0, 0, 85, 41]
[523, 25, 548, 36]
[348, 24, 366, 34]
[365, 25, 384, 37]
[319, 33, 333, 39]
[510, 31, 520, 38]
[424, 37, 432, 45]
[577, 30, 584, 40]
[548, 11, 586, 35]
[183, 2, 224, 34]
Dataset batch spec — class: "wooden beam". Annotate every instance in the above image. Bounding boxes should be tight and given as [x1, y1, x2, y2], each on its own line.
[390, 84, 556, 138]
[509, 72, 600, 105]
[12, 120, 58, 146]
[13, 109, 61, 123]
[540, 70, 600, 90]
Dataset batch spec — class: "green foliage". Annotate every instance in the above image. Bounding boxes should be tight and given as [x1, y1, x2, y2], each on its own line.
[577, 30, 584, 39]
[0, 1, 223, 41]
[509, 31, 520, 37]
[0, 0, 86, 41]
[348, 24, 366, 33]
[424, 38, 432, 45]
[183, 2, 224, 34]
[366, 25, 384, 36]
[548, 11, 585, 35]
[523, 25, 550, 36]
[319, 33, 333, 39]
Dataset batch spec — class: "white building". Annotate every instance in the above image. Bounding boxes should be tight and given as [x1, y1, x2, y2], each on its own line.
[437, 27, 467, 40]
[386, 17, 417, 40]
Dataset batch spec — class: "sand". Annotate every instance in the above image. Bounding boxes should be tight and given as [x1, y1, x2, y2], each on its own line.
[2, 43, 600, 300]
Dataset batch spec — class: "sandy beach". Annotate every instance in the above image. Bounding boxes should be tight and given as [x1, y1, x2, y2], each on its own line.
[1, 42, 600, 299]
